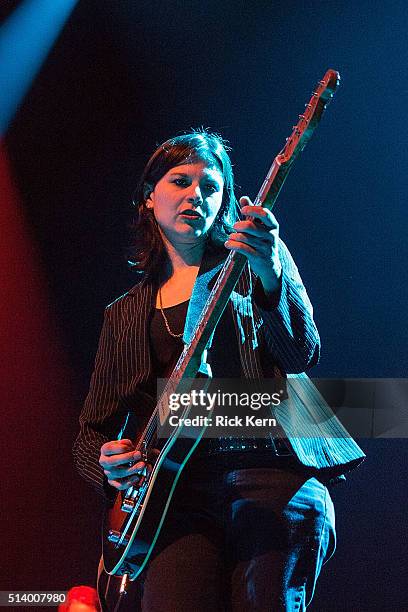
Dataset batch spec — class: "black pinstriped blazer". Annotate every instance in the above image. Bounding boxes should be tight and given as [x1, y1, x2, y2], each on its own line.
[73, 240, 364, 499]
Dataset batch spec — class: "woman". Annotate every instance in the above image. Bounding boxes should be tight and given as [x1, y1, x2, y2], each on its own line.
[74, 129, 337, 611]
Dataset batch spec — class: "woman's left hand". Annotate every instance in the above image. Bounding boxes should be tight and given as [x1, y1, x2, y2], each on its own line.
[225, 196, 282, 294]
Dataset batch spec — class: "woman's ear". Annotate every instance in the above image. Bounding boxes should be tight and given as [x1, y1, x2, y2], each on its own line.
[144, 182, 154, 207]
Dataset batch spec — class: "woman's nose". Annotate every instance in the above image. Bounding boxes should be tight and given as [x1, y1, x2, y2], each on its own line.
[186, 184, 203, 204]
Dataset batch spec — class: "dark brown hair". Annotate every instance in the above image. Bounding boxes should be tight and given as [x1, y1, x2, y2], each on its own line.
[129, 128, 239, 282]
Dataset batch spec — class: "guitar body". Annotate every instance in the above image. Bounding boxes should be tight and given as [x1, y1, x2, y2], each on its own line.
[101, 431, 203, 580]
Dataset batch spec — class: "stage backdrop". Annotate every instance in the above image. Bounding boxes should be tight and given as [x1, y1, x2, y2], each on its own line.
[1, 1, 406, 610]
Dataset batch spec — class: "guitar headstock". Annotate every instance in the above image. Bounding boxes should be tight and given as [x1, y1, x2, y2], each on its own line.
[278, 69, 340, 165]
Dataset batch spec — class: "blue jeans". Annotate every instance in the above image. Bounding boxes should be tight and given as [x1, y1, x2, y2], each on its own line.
[140, 453, 336, 611]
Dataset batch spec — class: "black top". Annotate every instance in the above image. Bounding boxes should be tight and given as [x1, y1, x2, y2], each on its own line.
[150, 300, 242, 378]
[150, 300, 188, 377]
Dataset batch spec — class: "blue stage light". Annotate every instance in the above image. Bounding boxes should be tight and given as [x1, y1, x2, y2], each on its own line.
[0, 0, 78, 136]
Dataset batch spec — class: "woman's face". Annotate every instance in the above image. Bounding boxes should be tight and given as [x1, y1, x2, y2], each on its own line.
[146, 160, 224, 246]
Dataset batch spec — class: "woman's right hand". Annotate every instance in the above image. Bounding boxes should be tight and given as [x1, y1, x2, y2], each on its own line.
[99, 439, 147, 491]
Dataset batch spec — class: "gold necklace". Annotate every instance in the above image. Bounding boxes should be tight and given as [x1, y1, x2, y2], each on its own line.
[158, 287, 184, 339]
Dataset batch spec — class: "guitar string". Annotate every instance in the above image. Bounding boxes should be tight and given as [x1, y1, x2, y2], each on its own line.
[137, 78, 333, 451]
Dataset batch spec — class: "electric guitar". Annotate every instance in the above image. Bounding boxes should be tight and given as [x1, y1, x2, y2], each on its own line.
[98, 69, 344, 610]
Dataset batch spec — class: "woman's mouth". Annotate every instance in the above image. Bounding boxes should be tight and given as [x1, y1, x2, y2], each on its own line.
[178, 209, 203, 219]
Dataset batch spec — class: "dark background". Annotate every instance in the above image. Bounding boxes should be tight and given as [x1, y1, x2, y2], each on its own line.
[1, 1, 407, 610]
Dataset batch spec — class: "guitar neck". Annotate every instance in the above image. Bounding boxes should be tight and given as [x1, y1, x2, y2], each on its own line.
[257, 70, 340, 211]
[182, 251, 248, 373]
[140, 69, 340, 448]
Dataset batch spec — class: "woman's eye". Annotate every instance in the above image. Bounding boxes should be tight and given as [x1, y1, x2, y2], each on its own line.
[172, 178, 218, 192]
